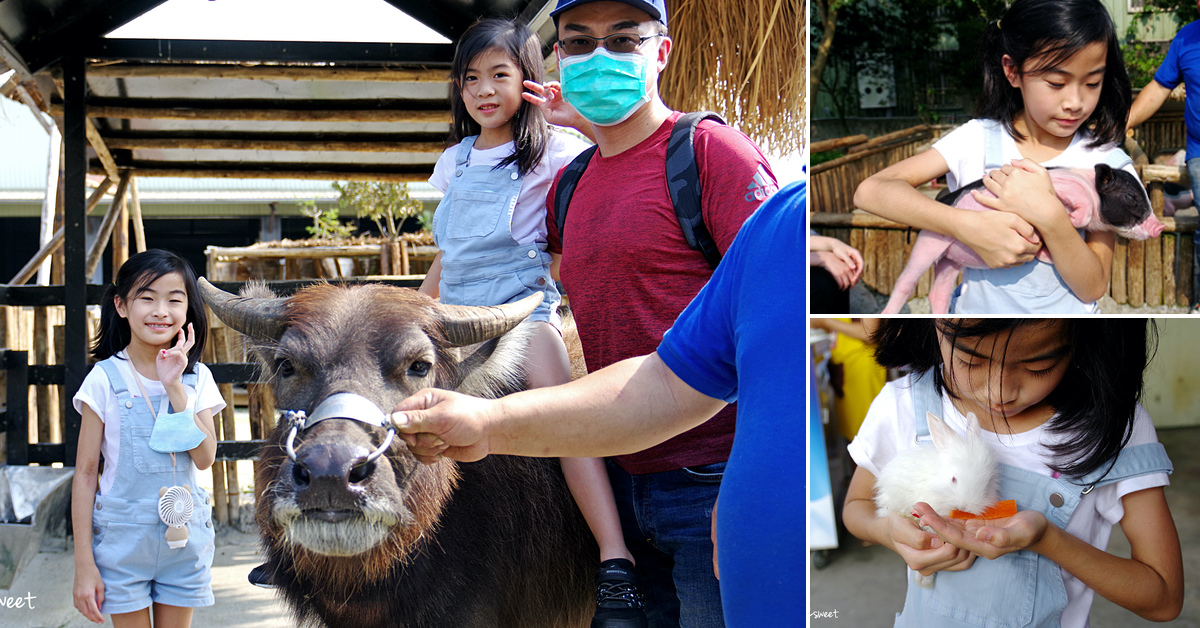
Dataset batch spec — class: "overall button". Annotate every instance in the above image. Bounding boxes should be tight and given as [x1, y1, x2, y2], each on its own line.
[1049, 493, 1064, 508]
[125, 400, 134, 409]
[510, 172, 518, 180]
[455, 169, 463, 177]
[93, 527, 100, 535]
[206, 520, 213, 528]
[537, 277, 546, 286]
[96, 502, 102, 511]
[527, 250, 537, 259]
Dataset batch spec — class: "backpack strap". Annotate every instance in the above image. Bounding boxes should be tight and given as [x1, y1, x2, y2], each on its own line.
[668, 111, 725, 269]
[553, 144, 600, 243]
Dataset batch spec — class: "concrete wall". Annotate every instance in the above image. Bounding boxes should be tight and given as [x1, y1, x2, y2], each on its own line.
[1144, 319, 1200, 428]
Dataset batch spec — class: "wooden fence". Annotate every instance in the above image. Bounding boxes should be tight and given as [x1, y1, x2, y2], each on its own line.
[810, 118, 1197, 308]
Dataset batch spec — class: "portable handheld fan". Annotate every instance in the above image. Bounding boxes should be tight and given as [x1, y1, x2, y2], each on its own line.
[158, 485, 194, 549]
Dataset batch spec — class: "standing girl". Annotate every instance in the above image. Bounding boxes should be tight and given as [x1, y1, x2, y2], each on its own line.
[854, 0, 1137, 313]
[843, 319, 1183, 626]
[72, 249, 224, 627]
[419, 17, 646, 627]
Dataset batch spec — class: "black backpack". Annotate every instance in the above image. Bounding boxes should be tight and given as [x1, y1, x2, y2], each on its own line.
[552, 111, 725, 270]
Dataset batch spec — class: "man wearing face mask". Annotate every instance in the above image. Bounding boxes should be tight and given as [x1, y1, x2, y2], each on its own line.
[527, 2, 780, 627]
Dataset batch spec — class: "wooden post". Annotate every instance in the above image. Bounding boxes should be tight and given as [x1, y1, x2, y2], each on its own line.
[201, 329, 229, 524]
[38, 126, 63, 285]
[112, 187, 129, 273]
[248, 383, 275, 513]
[129, 178, 146, 253]
[214, 328, 240, 526]
[34, 308, 56, 445]
[85, 172, 132, 280]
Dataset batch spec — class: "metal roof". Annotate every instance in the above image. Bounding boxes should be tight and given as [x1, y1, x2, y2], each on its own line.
[0, 95, 442, 218]
[0, 0, 558, 183]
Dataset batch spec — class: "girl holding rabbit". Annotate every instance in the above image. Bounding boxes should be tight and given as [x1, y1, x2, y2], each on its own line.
[843, 319, 1182, 626]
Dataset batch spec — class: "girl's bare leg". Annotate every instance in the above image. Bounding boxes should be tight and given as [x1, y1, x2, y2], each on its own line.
[525, 321, 633, 563]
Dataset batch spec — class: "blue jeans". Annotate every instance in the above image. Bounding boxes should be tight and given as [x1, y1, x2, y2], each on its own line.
[1187, 157, 1200, 301]
[607, 460, 726, 628]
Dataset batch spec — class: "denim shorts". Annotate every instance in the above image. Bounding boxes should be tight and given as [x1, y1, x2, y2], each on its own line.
[91, 494, 216, 613]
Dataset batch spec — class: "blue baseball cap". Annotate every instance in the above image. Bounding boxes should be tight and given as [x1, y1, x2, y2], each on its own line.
[551, 0, 669, 27]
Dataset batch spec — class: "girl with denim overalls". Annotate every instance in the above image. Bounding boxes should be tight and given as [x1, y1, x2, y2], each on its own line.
[418, 18, 647, 627]
[844, 319, 1184, 627]
[71, 249, 223, 627]
[855, 0, 1139, 314]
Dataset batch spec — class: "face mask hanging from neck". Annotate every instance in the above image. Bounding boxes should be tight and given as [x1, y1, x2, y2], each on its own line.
[559, 48, 653, 126]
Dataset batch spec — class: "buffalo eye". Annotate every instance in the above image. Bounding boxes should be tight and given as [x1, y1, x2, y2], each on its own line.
[277, 358, 295, 377]
[408, 360, 432, 378]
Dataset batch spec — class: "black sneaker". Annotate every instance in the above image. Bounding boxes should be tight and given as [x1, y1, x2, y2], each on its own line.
[247, 562, 278, 589]
[591, 558, 648, 628]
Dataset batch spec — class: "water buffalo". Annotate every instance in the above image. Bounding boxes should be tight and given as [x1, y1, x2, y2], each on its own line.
[198, 279, 596, 628]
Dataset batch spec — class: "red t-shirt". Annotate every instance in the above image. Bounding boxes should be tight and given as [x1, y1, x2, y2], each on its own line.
[547, 111, 778, 474]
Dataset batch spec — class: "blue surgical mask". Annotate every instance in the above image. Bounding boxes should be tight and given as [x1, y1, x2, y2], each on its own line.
[559, 48, 651, 126]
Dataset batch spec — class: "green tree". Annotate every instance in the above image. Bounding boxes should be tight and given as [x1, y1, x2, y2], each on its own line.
[300, 200, 355, 240]
[332, 181, 424, 242]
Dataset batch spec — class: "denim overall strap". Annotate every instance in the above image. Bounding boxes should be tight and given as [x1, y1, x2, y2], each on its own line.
[431, 136, 561, 323]
[898, 373, 1172, 628]
[1101, 149, 1133, 170]
[983, 120, 1006, 172]
[94, 358, 201, 524]
[910, 369, 941, 442]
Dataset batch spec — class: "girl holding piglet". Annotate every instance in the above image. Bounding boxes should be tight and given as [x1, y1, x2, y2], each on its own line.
[843, 318, 1182, 626]
[855, 0, 1140, 313]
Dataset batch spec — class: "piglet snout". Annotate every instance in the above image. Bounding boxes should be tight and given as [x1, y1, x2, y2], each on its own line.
[1134, 214, 1166, 239]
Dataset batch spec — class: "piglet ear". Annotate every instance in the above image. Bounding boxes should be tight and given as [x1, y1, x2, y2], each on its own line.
[927, 412, 958, 451]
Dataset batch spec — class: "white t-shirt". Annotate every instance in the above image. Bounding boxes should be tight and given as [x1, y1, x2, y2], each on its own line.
[848, 374, 1169, 628]
[72, 353, 227, 495]
[933, 118, 1138, 192]
[429, 129, 591, 246]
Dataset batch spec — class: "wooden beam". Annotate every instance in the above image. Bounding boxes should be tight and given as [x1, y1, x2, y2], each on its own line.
[85, 173, 133, 280]
[9, 178, 115, 285]
[103, 164, 431, 182]
[50, 75, 121, 180]
[51, 104, 451, 124]
[811, 135, 869, 154]
[129, 178, 146, 254]
[101, 137, 445, 153]
[85, 63, 449, 83]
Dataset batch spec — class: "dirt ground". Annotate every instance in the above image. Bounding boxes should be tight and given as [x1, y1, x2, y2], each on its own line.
[0, 527, 290, 628]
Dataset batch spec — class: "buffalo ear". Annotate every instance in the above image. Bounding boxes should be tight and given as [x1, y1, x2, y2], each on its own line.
[435, 292, 543, 347]
[198, 278, 289, 343]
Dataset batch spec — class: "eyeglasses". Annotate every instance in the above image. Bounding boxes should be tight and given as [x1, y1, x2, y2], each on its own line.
[557, 33, 663, 56]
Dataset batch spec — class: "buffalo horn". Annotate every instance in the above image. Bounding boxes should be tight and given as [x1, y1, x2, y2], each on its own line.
[436, 292, 543, 347]
[197, 277, 289, 342]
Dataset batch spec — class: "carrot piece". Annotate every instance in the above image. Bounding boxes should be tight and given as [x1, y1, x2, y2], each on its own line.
[950, 499, 1018, 520]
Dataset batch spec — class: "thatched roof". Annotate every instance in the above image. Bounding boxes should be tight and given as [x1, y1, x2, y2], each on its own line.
[662, 0, 806, 155]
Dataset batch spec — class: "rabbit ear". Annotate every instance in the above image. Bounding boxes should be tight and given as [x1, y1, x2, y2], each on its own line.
[963, 412, 982, 434]
[927, 412, 959, 450]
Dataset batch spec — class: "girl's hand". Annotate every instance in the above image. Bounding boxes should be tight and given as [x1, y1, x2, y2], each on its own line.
[914, 501, 1050, 560]
[955, 210, 1042, 268]
[156, 323, 194, 386]
[522, 80, 593, 138]
[884, 511, 978, 576]
[73, 563, 106, 623]
[973, 159, 1066, 231]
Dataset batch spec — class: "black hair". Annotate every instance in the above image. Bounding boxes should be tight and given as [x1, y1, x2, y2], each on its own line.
[976, 0, 1131, 149]
[872, 318, 1157, 479]
[449, 18, 548, 177]
[91, 248, 208, 374]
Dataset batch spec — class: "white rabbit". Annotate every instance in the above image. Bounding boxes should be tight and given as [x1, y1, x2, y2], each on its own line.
[874, 411, 1000, 587]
